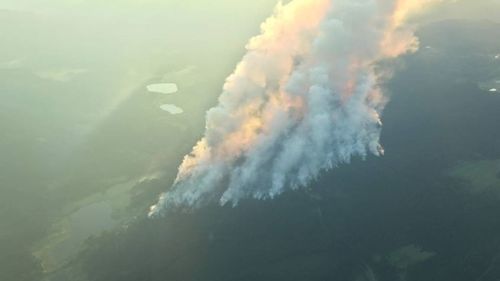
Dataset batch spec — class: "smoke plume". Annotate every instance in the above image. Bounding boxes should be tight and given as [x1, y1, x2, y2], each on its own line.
[150, 0, 437, 216]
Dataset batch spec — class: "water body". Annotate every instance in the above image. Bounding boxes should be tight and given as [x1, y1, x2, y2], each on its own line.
[448, 159, 500, 194]
[478, 78, 500, 92]
[56, 202, 114, 260]
[160, 104, 184, 114]
[147, 83, 178, 94]
[35, 180, 136, 273]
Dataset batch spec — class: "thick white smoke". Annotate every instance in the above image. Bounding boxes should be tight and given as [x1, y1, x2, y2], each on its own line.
[150, 0, 437, 216]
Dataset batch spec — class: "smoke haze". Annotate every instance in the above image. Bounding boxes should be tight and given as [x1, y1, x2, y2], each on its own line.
[150, 0, 438, 216]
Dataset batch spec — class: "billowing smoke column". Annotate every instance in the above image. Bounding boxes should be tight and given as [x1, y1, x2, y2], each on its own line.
[150, 0, 437, 216]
